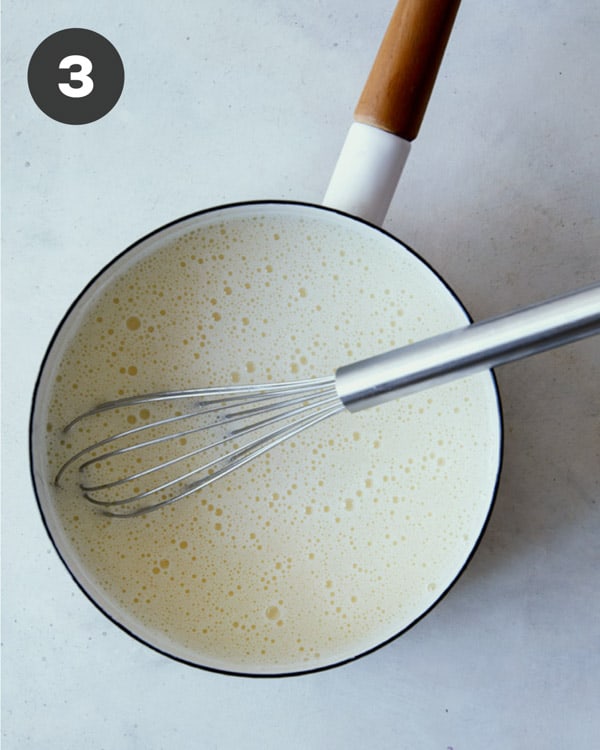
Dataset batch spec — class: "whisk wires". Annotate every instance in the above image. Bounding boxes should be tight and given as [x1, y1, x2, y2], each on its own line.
[55, 377, 343, 517]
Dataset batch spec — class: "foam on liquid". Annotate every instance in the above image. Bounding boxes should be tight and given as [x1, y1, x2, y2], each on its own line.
[39, 208, 499, 674]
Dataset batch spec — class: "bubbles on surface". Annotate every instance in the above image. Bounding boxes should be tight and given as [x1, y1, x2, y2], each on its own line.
[42, 208, 499, 673]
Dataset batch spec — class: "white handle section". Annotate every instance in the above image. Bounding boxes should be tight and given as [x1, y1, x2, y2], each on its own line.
[323, 123, 411, 226]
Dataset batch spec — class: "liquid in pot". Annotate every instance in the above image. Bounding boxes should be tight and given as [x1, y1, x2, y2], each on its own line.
[39, 207, 500, 674]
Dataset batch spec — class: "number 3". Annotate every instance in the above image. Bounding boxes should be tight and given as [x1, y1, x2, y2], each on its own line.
[58, 54, 94, 98]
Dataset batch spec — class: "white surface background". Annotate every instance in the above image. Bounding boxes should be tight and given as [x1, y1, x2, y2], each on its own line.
[2, 0, 599, 747]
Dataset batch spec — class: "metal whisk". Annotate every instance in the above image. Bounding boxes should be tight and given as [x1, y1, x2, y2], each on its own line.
[55, 283, 600, 517]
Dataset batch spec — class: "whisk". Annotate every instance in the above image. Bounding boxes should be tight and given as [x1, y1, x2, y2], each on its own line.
[55, 283, 600, 517]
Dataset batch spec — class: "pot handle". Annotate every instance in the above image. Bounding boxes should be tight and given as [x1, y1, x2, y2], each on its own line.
[324, 0, 461, 226]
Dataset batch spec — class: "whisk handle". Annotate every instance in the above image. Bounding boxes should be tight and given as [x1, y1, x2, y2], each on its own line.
[335, 283, 600, 412]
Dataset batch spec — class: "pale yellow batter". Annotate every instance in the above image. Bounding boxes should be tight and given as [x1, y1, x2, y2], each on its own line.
[38, 206, 500, 673]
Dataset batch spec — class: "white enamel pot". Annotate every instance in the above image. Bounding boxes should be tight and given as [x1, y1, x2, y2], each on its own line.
[30, 0, 503, 676]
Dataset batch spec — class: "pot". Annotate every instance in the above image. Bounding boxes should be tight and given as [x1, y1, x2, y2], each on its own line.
[30, 0, 502, 676]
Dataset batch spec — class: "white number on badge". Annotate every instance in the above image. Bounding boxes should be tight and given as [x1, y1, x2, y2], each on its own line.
[58, 54, 94, 98]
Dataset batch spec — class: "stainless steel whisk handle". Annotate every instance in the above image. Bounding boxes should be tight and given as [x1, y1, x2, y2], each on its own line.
[335, 282, 600, 412]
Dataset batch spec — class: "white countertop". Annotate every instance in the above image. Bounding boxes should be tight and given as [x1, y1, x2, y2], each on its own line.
[2, 1, 599, 747]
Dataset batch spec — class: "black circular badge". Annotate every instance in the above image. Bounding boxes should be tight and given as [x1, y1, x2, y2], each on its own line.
[28, 28, 124, 124]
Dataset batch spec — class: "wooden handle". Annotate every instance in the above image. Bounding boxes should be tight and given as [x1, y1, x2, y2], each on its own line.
[355, 0, 461, 141]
